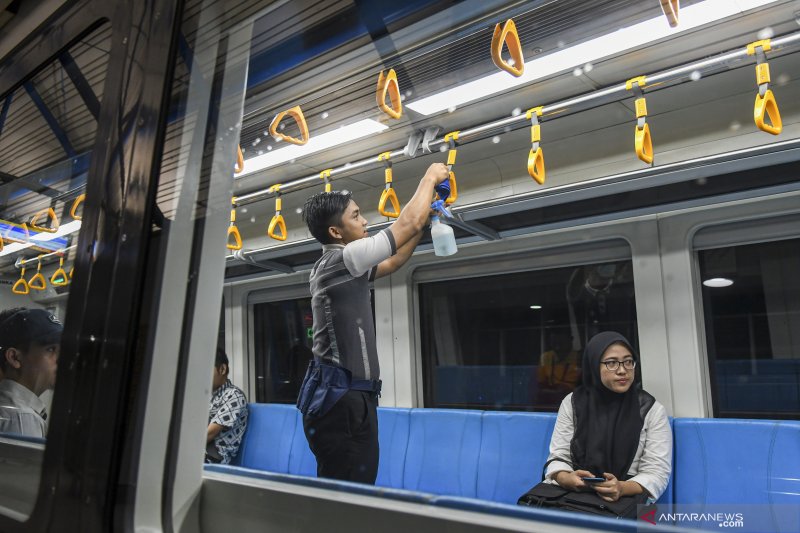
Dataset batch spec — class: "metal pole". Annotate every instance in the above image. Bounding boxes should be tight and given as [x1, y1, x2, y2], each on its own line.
[14, 244, 77, 268]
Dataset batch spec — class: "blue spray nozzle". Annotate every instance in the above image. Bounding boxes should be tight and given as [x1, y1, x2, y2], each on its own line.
[432, 179, 452, 217]
[431, 199, 452, 218]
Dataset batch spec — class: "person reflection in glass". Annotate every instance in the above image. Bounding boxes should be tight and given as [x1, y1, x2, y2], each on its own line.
[537, 329, 581, 407]
[0, 308, 62, 438]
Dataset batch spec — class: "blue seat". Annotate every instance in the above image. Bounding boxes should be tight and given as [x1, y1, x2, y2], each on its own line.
[287, 409, 316, 476]
[233, 403, 296, 472]
[375, 408, 410, 488]
[477, 411, 556, 504]
[673, 418, 800, 532]
[403, 409, 482, 497]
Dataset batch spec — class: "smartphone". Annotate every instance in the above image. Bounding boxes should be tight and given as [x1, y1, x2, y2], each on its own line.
[581, 477, 605, 483]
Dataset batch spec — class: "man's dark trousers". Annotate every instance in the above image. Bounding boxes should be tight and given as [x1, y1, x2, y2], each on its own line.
[303, 389, 379, 484]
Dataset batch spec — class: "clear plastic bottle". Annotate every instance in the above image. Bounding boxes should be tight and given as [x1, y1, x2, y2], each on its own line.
[431, 216, 457, 256]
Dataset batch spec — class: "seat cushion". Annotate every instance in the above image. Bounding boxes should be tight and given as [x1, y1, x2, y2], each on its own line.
[235, 403, 297, 472]
[376, 408, 410, 488]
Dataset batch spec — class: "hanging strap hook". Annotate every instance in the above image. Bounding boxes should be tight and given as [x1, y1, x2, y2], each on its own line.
[267, 185, 287, 241]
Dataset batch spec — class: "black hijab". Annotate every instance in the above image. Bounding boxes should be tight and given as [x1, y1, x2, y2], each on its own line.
[570, 331, 655, 480]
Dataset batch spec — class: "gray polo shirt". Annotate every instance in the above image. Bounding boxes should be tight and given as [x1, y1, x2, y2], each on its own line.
[0, 379, 48, 438]
[309, 228, 397, 381]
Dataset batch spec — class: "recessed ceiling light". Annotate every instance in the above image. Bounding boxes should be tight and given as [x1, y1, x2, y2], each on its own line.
[530, 305, 542, 309]
[703, 278, 733, 288]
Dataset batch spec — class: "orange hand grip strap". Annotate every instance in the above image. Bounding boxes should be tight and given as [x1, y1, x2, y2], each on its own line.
[51, 257, 68, 286]
[491, 19, 524, 77]
[445, 171, 458, 205]
[659, 0, 679, 28]
[528, 147, 546, 185]
[0, 235, 3, 252]
[28, 258, 47, 290]
[635, 123, 654, 164]
[69, 266, 74, 279]
[30, 207, 60, 233]
[234, 145, 244, 174]
[12, 268, 29, 295]
[268, 215, 287, 241]
[376, 69, 403, 119]
[70, 194, 85, 220]
[227, 197, 242, 250]
[378, 188, 400, 218]
[269, 105, 309, 146]
[754, 89, 782, 135]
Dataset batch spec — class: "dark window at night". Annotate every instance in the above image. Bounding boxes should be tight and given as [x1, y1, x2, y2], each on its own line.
[418, 261, 638, 411]
[699, 238, 800, 419]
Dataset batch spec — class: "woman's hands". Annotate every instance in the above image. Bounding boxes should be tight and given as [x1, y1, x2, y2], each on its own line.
[554, 471, 644, 502]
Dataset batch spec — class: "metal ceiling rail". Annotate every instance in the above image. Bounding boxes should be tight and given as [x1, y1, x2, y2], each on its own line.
[234, 30, 800, 206]
[13, 244, 77, 268]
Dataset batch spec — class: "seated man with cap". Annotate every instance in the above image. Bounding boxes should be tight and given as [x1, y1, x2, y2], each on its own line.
[0, 307, 62, 438]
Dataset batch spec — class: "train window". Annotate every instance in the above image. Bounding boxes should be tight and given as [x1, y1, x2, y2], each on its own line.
[0, 22, 111, 521]
[698, 238, 800, 419]
[418, 259, 638, 411]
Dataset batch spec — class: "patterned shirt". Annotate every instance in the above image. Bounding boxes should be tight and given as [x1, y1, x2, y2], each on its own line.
[208, 379, 248, 464]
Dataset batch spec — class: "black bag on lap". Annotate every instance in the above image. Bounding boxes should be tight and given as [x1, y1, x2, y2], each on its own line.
[517, 458, 647, 519]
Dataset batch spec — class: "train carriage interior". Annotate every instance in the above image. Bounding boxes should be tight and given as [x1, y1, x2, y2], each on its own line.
[0, 0, 799, 532]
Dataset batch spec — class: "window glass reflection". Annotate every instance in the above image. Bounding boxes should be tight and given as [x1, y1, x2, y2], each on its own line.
[419, 260, 638, 411]
[699, 239, 800, 419]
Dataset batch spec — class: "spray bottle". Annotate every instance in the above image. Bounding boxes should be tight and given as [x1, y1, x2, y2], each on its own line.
[430, 180, 457, 256]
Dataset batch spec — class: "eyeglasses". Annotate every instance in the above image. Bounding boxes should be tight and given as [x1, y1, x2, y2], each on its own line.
[601, 359, 636, 371]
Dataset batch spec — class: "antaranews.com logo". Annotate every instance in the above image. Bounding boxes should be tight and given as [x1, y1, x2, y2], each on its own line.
[637, 504, 797, 532]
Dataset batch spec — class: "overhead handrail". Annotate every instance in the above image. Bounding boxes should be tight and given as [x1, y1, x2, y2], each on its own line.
[29, 207, 60, 233]
[226, 197, 242, 250]
[235, 145, 245, 174]
[28, 256, 47, 290]
[491, 19, 524, 77]
[320, 168, 333, 192]
[269, 105, 309, 146]
[12, 267, 29, 295]
[626, 76, 653, 165]
[50, 257, 69, 286]
[231, 31, 800, 208]
[377, 152, 401, 218]
[376, 69, 403, 119]
[747, 39, 782, 135]
[267, 184, 287, 241]
[526, 106, 545, 184]
[70, 194, 85, 220]
[660, 0, 680, 28]
[443, 131, 459, 205]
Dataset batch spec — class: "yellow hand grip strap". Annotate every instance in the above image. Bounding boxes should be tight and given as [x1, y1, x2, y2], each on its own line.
[30, 207, 60, 233]
[378, 188, 400, 218]
[28, 257, 47, 290]
[528, 147, 545, 185]
[269, 105, 309, 146]
[754, 90, 782, 135]
[69, 266, 74, 279]
[635, 123, 654, 165]
[491, 19, 524, 77]
[50, 257, 69, 286]
[12, 267, 29, 295]
[659, 0, 679, 28]
[0, 235, 3, 252]
[267, 185, 287, 241]
[445, 171, 458, 205]
[70, 194, 85, 220]
[320, 169, 333, 192]
[234, 145, 244, 174]
[376, 69, 403, 119]
[4, 222, 30, 244]
[226, 197, 242, 250]
[746, 39, 772, 56]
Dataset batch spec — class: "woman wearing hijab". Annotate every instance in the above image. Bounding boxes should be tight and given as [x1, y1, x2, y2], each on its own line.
[543, 331, 672, 502]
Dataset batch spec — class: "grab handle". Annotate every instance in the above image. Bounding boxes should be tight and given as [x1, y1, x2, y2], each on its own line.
[267, 185, 287, 241]
[320, 169, 333, 192]
[659, 0, 679, 28]
[235, 145, 244, 174]
[226, 197, 242, 250]
[50, 256, 69, 286]
[30, 207, 60, 233]
[626, 76, 654, 165]
[269, 105, 309, 146]
[443, 132, 460, 205]
[28, 256, 47, 290]
[376, 69, 403, 119]
[526, 106, 546, 184]
[70, 194, 85, 220]
[491, 19, 525, 77]
[12, 267, 29, 295]
[377, 152, 400, 218]
[747, 40, 782, 135]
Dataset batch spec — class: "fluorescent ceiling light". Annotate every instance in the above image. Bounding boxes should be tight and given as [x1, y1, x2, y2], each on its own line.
[530, 305, 542, 309]
[703, 278, 734, 288]
[0, 220, 81, 257]
[30, 220, 82, 242]
[238, 119, 389, 176]
[406, 0, 781, 116]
